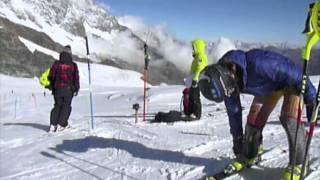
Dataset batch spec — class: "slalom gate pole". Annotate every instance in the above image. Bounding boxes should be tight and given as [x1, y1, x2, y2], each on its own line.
[143, 43, 150, 121]
[143, 69, 147, 121]
[85, 36, 95, 132]
[14, 95, 17, 119]
[292, 2, 320, 179]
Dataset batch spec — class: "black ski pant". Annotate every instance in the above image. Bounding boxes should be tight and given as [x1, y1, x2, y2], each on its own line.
[50, 88, 73, 127]
[242, 88, 307, 165]
[189, 86, 202, 119]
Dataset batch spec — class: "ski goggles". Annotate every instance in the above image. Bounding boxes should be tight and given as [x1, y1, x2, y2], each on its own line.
[214, 65, 236, 98]
[199, 74, 224, 102]
[210, 78, 223, 100]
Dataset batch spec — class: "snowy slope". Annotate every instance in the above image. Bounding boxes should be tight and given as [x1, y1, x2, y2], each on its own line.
[0, 0, 133, 61]
[18, 35, 144, 88]
[0, 71, 319, 180]
[0, 1, 319, 179]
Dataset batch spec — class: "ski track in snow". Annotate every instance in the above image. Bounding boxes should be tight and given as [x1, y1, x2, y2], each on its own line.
[0, 75, 319, 180]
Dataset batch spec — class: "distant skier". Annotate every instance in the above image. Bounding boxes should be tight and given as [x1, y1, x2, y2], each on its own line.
[198, 49, 317, 179]
[48, 45, 79, 132]
[186, 39, 208, 119]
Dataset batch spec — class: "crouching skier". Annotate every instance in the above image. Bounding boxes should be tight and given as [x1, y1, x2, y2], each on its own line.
[199, 49, 317, 179]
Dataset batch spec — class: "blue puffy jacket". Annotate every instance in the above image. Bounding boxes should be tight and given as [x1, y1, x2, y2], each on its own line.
[219, 49, 317, 138]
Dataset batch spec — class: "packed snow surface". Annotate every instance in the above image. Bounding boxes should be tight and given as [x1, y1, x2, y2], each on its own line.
[0, 73, 319, 180]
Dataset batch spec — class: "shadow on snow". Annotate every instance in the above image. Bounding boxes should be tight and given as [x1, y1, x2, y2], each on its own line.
[41, 136, 230, 178]
[3, 122, 48, 132]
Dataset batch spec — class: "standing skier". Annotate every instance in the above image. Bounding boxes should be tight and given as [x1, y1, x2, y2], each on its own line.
[187, 39, 208, 119]
[199, 49, 317, 179]
[48, 45, 80, 132]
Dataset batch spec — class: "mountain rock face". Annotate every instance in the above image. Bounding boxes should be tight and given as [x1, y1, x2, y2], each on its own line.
[0, 0, 186, 85]
[0, 17, 53, 77]
[0, 16, 91, 76]
[0, 0, 124, 36]
[0, 0, 318, 86]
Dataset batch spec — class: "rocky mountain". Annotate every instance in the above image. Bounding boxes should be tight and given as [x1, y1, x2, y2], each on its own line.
[0, 0, 186, 85]
[0, 0, 125, 37]
[0, 0, 318, 86]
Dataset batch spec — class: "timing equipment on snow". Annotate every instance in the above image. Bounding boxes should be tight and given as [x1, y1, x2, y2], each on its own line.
[132, 103, 140, 123]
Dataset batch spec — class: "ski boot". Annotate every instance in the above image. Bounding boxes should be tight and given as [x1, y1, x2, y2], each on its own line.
[282, 164, 308, 180]
[224, 145, 264, 173]
[246, 145, 264, 167]
[57, 124, 71, 132]
[49, 125, 57, 132]
[223, 159, 247, 175]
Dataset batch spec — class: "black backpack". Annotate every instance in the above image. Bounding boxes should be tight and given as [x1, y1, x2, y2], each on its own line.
[154, 111, 182, 123]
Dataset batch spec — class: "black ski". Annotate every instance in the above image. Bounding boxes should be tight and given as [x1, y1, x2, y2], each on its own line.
[206, 171, 236, 180]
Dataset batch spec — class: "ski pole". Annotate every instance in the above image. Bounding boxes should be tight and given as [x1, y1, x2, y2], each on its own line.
[85, 36, 95, 132]
[300, 81, 320, 180]
[293, 2, 320, 179]
[299, 2, 320, 179]
[291, 60, 308, 180]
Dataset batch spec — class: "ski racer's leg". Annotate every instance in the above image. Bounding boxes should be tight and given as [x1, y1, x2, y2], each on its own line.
[280, 88, 307, 165]
[244, 91, 282, 158]
[224, 93, 243, 156]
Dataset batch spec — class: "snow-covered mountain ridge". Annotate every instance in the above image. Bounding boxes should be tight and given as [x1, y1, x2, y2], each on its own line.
[0, 0, 187, 84]
[0, 0, 319, 84]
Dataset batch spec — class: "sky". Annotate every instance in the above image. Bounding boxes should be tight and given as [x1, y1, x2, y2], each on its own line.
[96, 0, 316, 45]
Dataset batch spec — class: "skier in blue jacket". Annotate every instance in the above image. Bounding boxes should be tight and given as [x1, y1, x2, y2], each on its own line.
[199, 49, 317, 179]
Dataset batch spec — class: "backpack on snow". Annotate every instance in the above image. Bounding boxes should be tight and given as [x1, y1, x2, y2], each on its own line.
[154, 111, 182, 123]
[181, 87, 191, 116]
